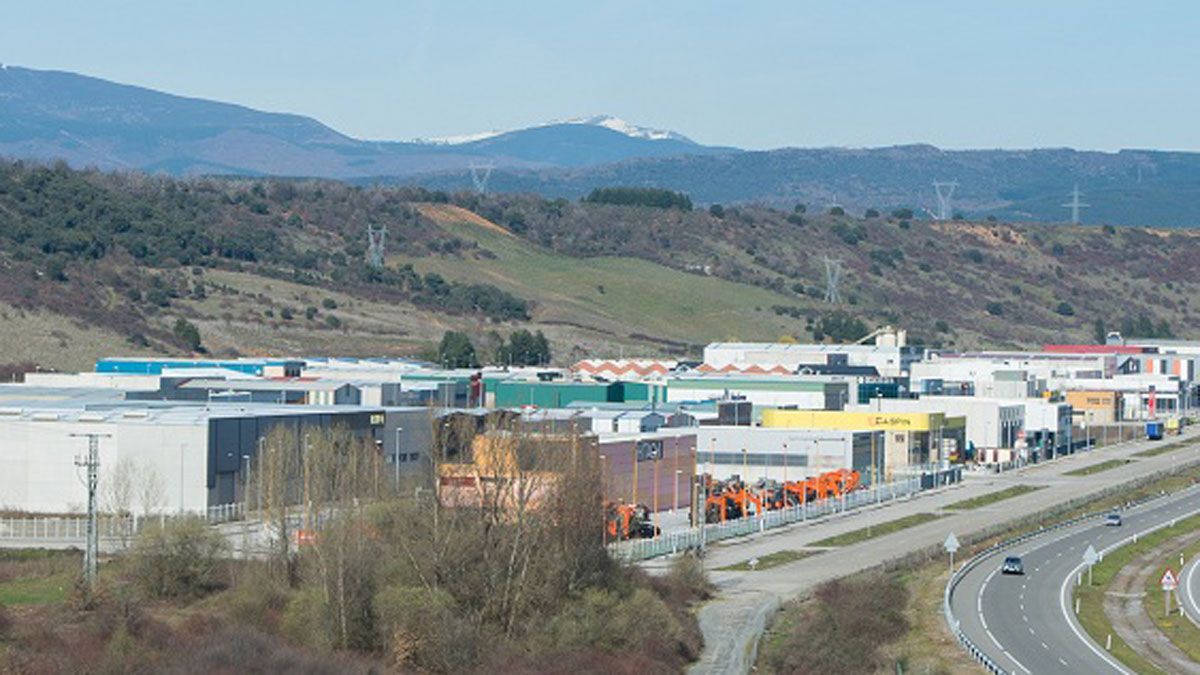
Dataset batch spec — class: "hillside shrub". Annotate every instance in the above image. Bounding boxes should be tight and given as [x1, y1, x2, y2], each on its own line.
[762, 573, 909, 674]
[172, 318, 202, 352]
[583, 187, 692, 210]
[130, 517, 227, 599]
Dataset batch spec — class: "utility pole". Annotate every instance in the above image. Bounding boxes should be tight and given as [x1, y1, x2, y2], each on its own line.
[71, 432, 110, 593]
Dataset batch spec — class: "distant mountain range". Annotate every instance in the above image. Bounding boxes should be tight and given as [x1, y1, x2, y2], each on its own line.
[0, 65, 732, 177]
[4, 64, 1200, 227]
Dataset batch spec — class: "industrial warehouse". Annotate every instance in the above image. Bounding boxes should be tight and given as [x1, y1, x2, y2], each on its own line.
[1, 329, 1196, 530]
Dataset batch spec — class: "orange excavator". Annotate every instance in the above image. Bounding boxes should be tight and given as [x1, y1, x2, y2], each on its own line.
[704, 478, 767, 523]
[703, 469, 863, 523]
[605, 501, 659, 540]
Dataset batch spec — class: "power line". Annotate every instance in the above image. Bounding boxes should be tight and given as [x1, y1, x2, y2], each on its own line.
[932, 180, 958, 220]
[825, 254, 844, 302]
[366, 224, 387, 268]
[71, 432, 110, 592]
[469, 162, 495, 195]
[1061, 184, 1089, 224]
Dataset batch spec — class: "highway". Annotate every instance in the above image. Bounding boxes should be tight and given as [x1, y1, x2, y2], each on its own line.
[950, 483, 1200, 674]
[1184, 548, 1200, 628]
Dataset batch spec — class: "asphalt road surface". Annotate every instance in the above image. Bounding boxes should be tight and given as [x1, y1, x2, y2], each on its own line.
[1184, 547, 1200, 628]
[951, 483, 1200, 674]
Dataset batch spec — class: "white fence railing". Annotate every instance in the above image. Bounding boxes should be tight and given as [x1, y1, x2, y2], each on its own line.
[608, 472, 957, 562]
[0, 502, 246, 546]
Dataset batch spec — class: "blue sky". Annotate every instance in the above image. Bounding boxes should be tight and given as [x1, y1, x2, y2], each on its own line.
[4, 1, 1198, 150]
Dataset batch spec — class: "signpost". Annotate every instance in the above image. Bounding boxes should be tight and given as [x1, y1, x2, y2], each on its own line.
[1083, 544, 1099, 585]
[944, 532, 961, 572]
[1162, 568, 1178, 617]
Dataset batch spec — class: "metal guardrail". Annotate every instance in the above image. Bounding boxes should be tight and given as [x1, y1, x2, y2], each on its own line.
[942, 476, 1197, 675]
[609, 474, 943, 562]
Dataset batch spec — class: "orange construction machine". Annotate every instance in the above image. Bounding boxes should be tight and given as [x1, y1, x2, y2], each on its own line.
[703, 469, 862, 523]
[605, 502, 659, 540]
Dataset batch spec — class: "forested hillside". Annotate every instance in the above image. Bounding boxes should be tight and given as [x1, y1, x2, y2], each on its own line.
[1, 159, 1197, 370]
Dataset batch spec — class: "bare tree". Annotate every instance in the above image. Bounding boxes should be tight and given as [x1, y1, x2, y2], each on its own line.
[137, 462, 168, 517]
[102, 456, 137, 516]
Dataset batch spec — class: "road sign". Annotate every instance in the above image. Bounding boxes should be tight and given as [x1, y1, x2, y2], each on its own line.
[944, 532, 961, 572]
[1161, 568, 1178, 591]
[944, 532, 960, 554]
[1083, 544, 1099, 566]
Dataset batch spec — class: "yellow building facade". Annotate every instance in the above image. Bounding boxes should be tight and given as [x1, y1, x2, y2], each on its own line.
[761, 409, 967, 472]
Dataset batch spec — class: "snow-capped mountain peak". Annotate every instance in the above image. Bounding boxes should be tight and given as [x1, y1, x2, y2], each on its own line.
[418, 115, 693, 145]
[559, 115, 693, 142]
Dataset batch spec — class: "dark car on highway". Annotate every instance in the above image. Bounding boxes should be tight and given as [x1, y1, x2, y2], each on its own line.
[1001, 556, 1025, 575]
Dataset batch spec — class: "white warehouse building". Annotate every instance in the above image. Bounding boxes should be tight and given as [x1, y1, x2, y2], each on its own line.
[693, 426, 883, 484]
[0, 402, 431, 514]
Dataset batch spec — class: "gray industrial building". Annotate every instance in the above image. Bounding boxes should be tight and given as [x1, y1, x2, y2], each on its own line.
[0, 385, 435, 513]
[693, 426, 884, 484]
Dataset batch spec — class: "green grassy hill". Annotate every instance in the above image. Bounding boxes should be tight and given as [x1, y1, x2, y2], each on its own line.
[0, 160, 1196, 371]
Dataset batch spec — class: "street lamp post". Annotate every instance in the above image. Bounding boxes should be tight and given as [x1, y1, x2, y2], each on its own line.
[674, 469, 682, 515]
[179, 443, 186, 513]
[394, 426, 404, 489]
[241, 454, 251, 515]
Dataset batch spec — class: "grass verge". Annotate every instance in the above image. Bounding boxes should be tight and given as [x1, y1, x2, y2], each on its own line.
[1065, 458, 1135, 477]
[944, 485, 1044, 511]
[0, 573, 73, 605]
[1141, 538, 1200, 663]
[0, 549, 79, 606]
[1133, 439, 1194, 459]
[809, 513, 941, 548]
[717, 549, 819, 572]
[1073, 513, 1200, 675]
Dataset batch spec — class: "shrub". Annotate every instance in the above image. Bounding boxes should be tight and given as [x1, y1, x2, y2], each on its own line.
[829, 206, 845, 216]
[130, 517, 227, 599]
[986, 302, 1004, 316]
[172, 318, 202, 352]
[582, 187, 692, 211]
[864, 208, 880, 219]
[964, 249, 985, 264]
[322, 297, 337, 310]
[281, 587, 334, 652]
[762, 573, 908, 674]
[1055, 302, 1075, 316]
[540, 588, 680, 654]
[375, 585, 480, 673]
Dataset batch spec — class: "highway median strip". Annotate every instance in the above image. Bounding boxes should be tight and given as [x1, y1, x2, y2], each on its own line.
[1065, 458, 1135, 477]
[1133, 440, 1194, 459]
[717, 548, 820, 571]
[943, 484, 1044, 511]
[809, 512, 941, 547]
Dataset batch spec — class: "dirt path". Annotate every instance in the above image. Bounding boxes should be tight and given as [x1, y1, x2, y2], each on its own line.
[1104, 529, 1200, 674]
